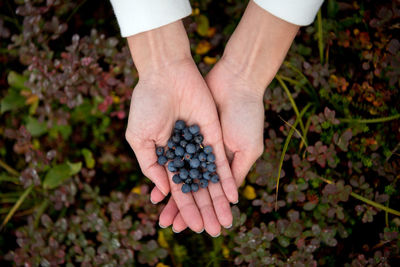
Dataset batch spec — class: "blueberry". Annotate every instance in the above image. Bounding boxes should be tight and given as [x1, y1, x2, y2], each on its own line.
[181, 183, 191, 193]
[201, 162, 207, 169]
[185, 178, 192, 184]
[172, 133, 181, 143]
[198, 152, 207, 162]
[194, 134, 203, 144]
[167, 140, 175, 149]
[173, 128, 181, 135]
[184, 153, 192, 161]
[175, 146, 184, 157]
[156, 147, 164, 156]
[203, 172, 211, 180]
[165, 150, 175, 159]
[173, 157, 184, 168]
[183, 132, 193, 141]
[207, 153, 216, 163]
[157, 155, 167, 165]
[189, 124, 200, 135]
[204, 145, 213, 154]
[167, 161, 177, 172]
[175, 120, 186, 130]
[199, 179, 209, 188]
[206, 163, 216, 172]
[186, 144, 196, 154]
[189, 169, 200, 179]
[210, 174, 219, 183]
[190, 158, 200, 168]
[191, 183, 199, 192]
[180, 140, 188, 148]
[179, 169, 189, 179]
[196, 144, 201, 152]
[172, 174, 182, 184]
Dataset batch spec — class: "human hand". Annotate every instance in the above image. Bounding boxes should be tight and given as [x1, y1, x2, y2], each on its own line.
[125, 21, 238, 234]
[152, 1, 299, 234]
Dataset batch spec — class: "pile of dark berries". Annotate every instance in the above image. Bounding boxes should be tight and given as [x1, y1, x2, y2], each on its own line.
[156, 120, 219, 193]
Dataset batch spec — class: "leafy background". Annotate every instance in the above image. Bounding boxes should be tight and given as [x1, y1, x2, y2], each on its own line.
[0, 0, 400, 266]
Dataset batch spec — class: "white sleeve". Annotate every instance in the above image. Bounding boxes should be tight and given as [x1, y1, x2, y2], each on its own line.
[110, 0, 192, 37]
[253, 0, 324, 26]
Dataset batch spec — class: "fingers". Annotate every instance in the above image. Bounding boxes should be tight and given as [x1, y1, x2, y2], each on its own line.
[207, 182, 233, 228]
[192, 187, 220, 236]
[167, 171, 204, 232]
[125, 130, 170, 196]
[172, 213, 187, 233]
[151, 186, 167, 204]
[159, 197, 179, 227]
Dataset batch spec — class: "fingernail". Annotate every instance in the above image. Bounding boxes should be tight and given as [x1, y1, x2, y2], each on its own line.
[224, 223, 233, 229]
[150, 198, 158, 204]
[159, 222, 167, 229]
[211, 232, 221, 238]
[195, 228, 204, 234]
[232, 200, 239, 205]
[172, 227, 181, 234]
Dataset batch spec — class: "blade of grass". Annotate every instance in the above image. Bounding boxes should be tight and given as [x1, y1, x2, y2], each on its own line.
[275, 104, 311, 210]
[34, 199, 50, 228]
[275, 75, 306, 135]
[318, 177, 400, 217]
[1, 184, 33, 229]
[317, 9, 324, 64]
[300, 109, 315, 152]
[0, 159, 20, 177]
[278, 115, 308, 148]
[338, 114, 400, 124]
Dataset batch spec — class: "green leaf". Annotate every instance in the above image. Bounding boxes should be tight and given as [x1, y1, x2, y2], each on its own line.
[82, 148, 95, 169]
[7, 71, 28, 90]
[49, 124, 72, 140]
[196, 15, 209, 37]
[26, 117, 47, 137]
[0, 89, 25, 113]
[43, 161, 82, 189]
[303, 202, 317, 211]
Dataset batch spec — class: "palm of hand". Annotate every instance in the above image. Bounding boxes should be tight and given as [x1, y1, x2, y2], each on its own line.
[126, 59, 238, 235]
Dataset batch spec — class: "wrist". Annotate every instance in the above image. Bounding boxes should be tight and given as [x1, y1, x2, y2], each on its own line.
[127, 20, 192, 77]
[222, 1, 299, 94]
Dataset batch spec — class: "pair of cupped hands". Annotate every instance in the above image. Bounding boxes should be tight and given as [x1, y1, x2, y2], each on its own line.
[124, 2, 299, 237]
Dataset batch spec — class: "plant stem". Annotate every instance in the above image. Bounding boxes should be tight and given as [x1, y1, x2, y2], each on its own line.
[0, 159, 19, 177]
[317, 9, 324, 64]
[338, 114, 400, 124]
[1, 184, 33, 229]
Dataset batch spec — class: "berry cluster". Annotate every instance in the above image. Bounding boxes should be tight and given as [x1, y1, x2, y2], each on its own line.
[156, 120, 219, 193]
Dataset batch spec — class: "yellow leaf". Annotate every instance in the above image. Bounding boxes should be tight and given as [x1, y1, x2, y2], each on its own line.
[195, 41, 211, 55]
[243, 185, 256, 200]
[131, 186, 141, 195]
[26, 94, 38, 105]
[204, 56, 217, 65]
[32, 139, 40, 150]
[222, 245, 230, 259]
[112, 96, 120, 104]
[207, 27, 216, 38]
[156, 263, 170, 267]
[192, 8, 200, 16]
[158, 230, 169, 248]
[196, 15, 209, 37]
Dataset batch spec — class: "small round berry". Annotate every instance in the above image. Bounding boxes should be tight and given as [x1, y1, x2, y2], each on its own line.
[198, 152, 207, 162]
[199, 179, 209, 188]
[189, 158, 200, 168]
[202, 172, 211, 180]
[172, 133, 181, 143]
[167, 161, 177, 172]
[201, 162, 207, 169]
[210, 174, 219, 183]
[186, 143, 196, 154]
[189, 169, 200, 179]
[183, 132, 193, 141]
[175, 120, 186, 130]
[167, 140, 175, 149]
[156, 147, 164, 156]
[207, 153, 216, 163]
[206, 163, 216, 172]
[188, 124, 200, 135]
[204, 145, 213, 154]
[173, 157, 184, 168]
[157, 155, 167, 165]
[191, 183, 199, 192]
[175, 146, 185, 157]
[172, 174, 182, 184]
[179, 169, 189, 179]
[194, 134, 203, 144]
[184, 153, 192, 161]
[181, 183, 191, 193]
[165, 150, 175, 159]
[180, 140, 188, 148]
